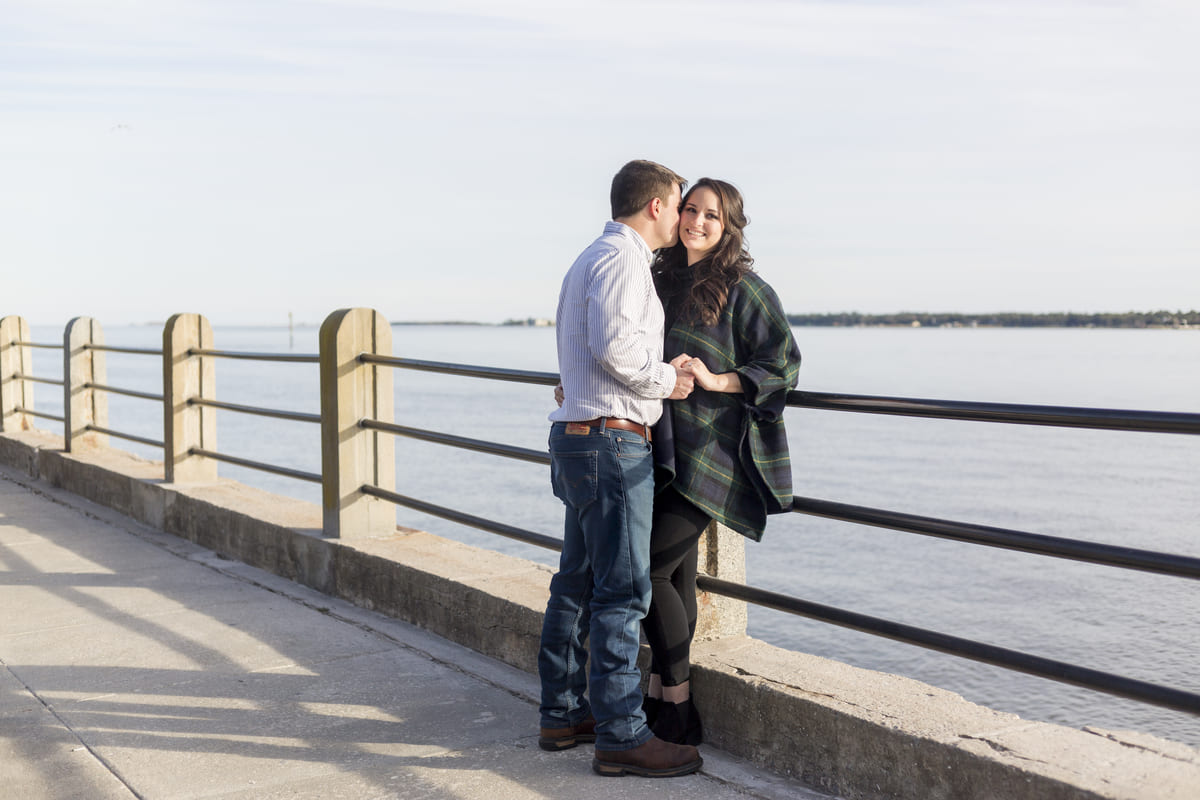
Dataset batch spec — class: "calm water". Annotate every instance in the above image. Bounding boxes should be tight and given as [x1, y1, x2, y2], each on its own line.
[25, 323, 1200, 747]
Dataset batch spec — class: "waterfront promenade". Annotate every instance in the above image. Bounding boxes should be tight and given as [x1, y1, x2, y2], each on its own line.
[3, 308, 1199, 799]
[0, 465, 822, 800]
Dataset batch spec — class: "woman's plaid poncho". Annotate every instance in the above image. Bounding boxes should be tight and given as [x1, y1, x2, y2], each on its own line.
[653, 271, 801, 541]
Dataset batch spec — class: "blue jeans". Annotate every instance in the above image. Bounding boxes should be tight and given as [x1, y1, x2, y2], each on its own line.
[538, 421, 654, 751]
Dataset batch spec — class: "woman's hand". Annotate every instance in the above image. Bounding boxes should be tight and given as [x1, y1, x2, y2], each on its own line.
[687, 357, 716, 390]
[685, 357, 744, 394]
[553, 384, 564, 407]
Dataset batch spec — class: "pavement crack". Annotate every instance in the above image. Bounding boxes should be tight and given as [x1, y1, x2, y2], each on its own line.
[1083, 727, 1198, 764]
[1, 659, 148, 799]
[715, 657, 868, 711]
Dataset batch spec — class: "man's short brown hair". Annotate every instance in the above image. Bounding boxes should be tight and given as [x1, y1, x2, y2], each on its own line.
[610, 160, 687, 221]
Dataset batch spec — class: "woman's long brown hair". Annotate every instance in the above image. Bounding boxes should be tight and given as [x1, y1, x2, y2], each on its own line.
[653, 177, 753, 327]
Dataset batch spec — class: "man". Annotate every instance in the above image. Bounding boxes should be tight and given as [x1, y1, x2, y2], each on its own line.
[538, 160, 703, 778]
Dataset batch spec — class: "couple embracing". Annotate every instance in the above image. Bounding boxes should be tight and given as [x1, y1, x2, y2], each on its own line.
[538, 159, 800, 778]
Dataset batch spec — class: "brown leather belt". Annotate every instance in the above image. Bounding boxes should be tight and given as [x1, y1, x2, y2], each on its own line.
[571, 417, 652, 442]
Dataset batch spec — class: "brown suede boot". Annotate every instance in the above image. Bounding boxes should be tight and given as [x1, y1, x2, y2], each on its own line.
[592, 735, 702, 777]
[538, 716, 596, 751]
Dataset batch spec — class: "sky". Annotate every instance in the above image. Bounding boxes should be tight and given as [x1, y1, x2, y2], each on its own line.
[2, 0, 1198, 326]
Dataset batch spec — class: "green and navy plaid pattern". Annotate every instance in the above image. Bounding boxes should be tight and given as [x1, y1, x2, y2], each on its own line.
[654, 272, 801, 542]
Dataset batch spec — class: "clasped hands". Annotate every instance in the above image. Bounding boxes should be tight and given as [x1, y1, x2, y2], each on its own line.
[668, 353, 720, 399]
[550, 353, 719, 407]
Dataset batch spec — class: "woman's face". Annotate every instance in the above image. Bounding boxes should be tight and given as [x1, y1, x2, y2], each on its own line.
[679, 186, 724, 263]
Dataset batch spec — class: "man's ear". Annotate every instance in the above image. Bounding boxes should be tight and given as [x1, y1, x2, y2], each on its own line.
[648, 196, 662, 219]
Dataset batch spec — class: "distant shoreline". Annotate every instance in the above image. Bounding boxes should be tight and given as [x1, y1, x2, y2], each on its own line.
[113, 311, 1195, 330]
[783, 311, 1198, 329]
[389, 310, 1198, 329]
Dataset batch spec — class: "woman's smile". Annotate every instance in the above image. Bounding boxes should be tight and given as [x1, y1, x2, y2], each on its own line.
[679, 186, 724, 264]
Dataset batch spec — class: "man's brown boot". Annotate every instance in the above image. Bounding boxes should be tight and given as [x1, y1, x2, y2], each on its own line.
[538, 716, 596, 751]
[592, 735, 702, 777]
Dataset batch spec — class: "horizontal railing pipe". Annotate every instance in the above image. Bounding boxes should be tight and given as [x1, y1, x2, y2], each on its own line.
[190, 348, 319, 364]
[190, 397, 321, 424]
[13, 341, 61, 350]
[17, 408, 65, 423]
[792, 497, 1200, 580]
[361, 353, 561, 386]
[360, 419, 551, 465]
[86, 425, 163, 449]
[14, 374, 63, 387]
[789, 390, 1200, 435]
[361, 484, 563, 551]
[86, 383, 163, 402]
[189, 447, 321, 483]
[85, 344, 162, 357]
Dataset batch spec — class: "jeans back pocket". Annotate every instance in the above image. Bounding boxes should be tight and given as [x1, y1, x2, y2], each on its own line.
[550, 450, 598, 510]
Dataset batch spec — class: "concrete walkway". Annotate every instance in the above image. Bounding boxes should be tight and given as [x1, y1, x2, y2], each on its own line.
[0, 467, 827, 800]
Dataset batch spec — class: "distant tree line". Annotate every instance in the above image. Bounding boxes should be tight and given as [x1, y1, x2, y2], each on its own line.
[785, 311, 1199, 328]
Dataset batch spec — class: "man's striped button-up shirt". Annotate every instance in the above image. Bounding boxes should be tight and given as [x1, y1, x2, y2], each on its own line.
[549, 221, 677, 426]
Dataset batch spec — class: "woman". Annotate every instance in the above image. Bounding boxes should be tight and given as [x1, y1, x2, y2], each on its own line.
[642, 178, 800, 745]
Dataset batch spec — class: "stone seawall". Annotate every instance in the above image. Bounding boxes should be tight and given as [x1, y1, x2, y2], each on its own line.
[2, 429, 1195, 800]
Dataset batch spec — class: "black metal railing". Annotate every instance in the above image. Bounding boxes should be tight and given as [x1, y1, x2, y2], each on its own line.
[88, 425, 162, 449]
[696, 574, 1198, 713]
[82, 344, 166, 448]
[359, 418, 550, 465]
[191, 397, 322, 425]
[13, 373, 63, 387]
[360, 353, 560, 386]
[790, 389, 1200, 435]
[188, 446, 321, 484]
[89, 344, 161, 357]
[10, 341, 167, 446]
[360, 483, 563, 550]
[789, 496, 1200, 579]
[6, 341, 322, 466]
[8, 331, 1197, 717]
[190, 348, 320, 364]
[15, 408, 66, 424]
[11, 340, 65, 423]
[177, 347, 322, 480]
[356, 356, 1200, 717]
[87, 383, 162, 402]
[13, 365, 66, 422]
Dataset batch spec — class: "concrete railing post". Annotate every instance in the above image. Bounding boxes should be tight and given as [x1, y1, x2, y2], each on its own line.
[63, 317, 109, 450]
[319, 308, 395, 538]
[0, 316, 34, 433]
[162, 313, 217, 482]
[694, 521, 749, 639]
[319, 308, 396, 538]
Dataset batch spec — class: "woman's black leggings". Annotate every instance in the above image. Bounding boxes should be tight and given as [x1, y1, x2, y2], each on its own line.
[642, 487, 712, 687]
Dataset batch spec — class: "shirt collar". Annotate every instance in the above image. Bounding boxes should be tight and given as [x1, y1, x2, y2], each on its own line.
[604, 220, 654, 264]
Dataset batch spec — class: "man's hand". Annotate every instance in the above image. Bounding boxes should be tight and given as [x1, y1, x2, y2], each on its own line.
[668, 353, 695, 399]
[553, 383, 565, 407]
